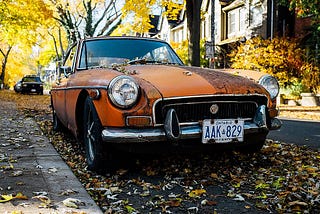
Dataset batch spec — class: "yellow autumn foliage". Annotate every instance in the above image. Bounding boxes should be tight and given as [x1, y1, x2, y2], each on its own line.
[171, 39, 209, 67]
[171, 40, 189, 64]
[115, 0, 183, 36]
[0, 0, 54, 88]
[229, 36, 320, 93]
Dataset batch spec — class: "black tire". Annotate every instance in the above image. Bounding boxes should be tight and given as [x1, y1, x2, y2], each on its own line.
[52, 106, 64, 131]
[83, 97, 112, 172]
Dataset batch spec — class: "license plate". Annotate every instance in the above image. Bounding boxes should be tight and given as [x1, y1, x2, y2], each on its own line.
[31, 89, 36, 92]
[202, 119, 244, 143]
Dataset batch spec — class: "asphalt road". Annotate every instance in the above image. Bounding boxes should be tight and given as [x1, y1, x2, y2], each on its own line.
[267, 118, 320, 150]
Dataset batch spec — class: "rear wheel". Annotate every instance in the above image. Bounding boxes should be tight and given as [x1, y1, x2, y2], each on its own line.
[83, 97, 113, 172]
[52, 106, 64, 131]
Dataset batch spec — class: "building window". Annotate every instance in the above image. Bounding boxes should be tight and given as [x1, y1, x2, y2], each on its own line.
[226, 7, 246, 38]
[250, 6, 262, 26]
[228, 12, 236, 36]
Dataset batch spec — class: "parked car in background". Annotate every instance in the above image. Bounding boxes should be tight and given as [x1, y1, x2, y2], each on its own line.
[50, 36, 282, 171]
[14, 75, 43, 95]
[14, 80, 22, 93]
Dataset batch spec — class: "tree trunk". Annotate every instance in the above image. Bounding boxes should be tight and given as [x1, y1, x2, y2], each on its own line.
[0, 46, 12, 89]
[186, 0, 202, 67]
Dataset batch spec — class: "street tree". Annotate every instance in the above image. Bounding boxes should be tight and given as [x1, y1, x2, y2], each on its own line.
[280, 0, 320, 21]
[48, 0, 122, 46]
[0, 0, 52, 88]
[279, 0, 320, 63]
[117, 0, 203, 66]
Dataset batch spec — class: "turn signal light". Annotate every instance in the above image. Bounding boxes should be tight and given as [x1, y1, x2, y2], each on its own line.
[126, 116, 152, 127]
[89, 89, 100, 100]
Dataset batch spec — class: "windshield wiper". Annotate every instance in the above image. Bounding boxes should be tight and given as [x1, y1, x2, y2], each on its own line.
[127, 58, 148, 64]
[127, 58, 178, 65]
[86, 64, 110, 69]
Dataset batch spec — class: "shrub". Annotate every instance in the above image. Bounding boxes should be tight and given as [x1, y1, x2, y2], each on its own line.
[229, 36, 320, 94]
[300, 62, 320, 93]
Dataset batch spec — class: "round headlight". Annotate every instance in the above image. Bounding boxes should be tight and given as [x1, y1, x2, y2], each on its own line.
[259, 75, 279, 99]
[108, 75, 139, 108]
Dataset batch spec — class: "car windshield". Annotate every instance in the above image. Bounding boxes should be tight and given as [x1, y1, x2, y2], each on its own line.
[78, 38, 183, 69]
[22, 77, 41, 82]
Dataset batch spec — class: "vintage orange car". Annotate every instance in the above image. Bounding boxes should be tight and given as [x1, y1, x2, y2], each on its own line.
[51, 36, 282, 171]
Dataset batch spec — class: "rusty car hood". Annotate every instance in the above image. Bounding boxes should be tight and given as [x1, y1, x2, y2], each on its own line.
[126, 65, 269, 98]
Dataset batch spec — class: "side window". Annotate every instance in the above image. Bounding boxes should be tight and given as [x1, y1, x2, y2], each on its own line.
[64, 45, 77, 69]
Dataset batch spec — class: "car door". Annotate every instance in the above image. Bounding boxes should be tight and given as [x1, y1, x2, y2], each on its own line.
[52, 44, 78, 127]
[63, 44, 81, 131]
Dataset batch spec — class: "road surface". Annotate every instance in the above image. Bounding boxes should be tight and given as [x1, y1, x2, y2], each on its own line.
[267, 118, 320, 150]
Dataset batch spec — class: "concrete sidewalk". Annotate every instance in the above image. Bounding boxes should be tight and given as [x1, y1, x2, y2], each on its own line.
[0, 100, 102, 213]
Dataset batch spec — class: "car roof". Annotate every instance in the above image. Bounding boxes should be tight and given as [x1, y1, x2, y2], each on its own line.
[24, 75, 39, 77]
[81, 36, 167, 43]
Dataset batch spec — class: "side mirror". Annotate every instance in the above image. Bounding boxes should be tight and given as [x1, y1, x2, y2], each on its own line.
[60, 66, 72, 78]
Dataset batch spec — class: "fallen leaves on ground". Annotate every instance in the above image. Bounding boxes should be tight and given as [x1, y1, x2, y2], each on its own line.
[1, 90, 320, 213]
[0, 193, 28, 203]
[62, 198, 85, 208]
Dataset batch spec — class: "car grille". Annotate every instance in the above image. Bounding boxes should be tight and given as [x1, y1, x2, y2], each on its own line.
[153, 95, 268, 125]
[24, 83, 42, 89]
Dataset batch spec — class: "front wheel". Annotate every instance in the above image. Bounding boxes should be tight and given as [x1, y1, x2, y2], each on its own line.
[83, 97, 112, 172]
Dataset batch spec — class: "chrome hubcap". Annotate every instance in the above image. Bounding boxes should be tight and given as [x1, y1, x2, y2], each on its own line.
[86, 110, 95, 161]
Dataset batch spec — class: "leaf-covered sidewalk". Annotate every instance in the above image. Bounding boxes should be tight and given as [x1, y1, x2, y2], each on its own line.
[0, 91, 102, 213]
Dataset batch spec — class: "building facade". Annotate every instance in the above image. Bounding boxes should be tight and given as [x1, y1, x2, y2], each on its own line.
[152, 0, 312, 68]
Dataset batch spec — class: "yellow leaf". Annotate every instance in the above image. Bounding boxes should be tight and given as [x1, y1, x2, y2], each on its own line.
[305, 166, 318, 173]
[288, 201, 308, 207]
[255, 182, 270, 190]
[232, 182, 241, 188]
[188, 189, 206, 198]
[125, 205, 136, 213]
[15, 193, 28, 200]
[255, 192, 267, 199]
[184, 168, 192, 173]
[33, 195, 51, 204]
[11, 211, 23, 214]
[0, 194, 14, 203]
[210, 173, 218, 179]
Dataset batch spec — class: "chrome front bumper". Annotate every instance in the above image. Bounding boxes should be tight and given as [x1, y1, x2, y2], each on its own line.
[101, 105, 282, 143]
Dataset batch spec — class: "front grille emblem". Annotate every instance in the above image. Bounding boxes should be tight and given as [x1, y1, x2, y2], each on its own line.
[210, 104, 219, 114]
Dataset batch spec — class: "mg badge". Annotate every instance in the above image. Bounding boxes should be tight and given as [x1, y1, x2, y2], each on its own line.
[210, 104, 219, 114]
